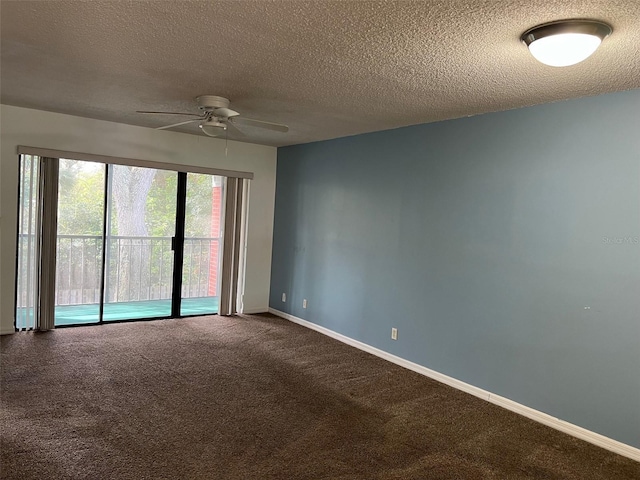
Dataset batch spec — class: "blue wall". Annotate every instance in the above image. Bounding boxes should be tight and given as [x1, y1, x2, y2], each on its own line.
[270, 89, 640, 448]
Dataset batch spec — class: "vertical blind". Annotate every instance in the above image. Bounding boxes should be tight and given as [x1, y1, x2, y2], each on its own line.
[15, 155, 41, 330]
[219, 177, 246, 316]
[15, 156, 58, 331]
[38, 158, 59, 331]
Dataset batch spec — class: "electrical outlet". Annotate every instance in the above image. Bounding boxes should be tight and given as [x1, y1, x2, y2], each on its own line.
[391, 328, 398, 340]
[282, 293, 286, 302]
[303, 299, 307, 309]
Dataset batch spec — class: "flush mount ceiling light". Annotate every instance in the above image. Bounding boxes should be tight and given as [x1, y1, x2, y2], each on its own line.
[521, 20, 612, 67]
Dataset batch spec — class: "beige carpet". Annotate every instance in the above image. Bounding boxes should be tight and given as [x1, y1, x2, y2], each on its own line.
[1, 313, 638, 479]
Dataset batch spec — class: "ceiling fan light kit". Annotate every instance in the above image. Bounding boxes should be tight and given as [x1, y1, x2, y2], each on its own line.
[199, 119, 227, 137]
[522, 19, 612, 67]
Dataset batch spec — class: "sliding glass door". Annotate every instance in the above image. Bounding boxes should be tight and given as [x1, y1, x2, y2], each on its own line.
[180, 173, 224, 316]
[103, 165, 178, 321]
[54, 159, 106, 325]
[15, 155, 229, 329]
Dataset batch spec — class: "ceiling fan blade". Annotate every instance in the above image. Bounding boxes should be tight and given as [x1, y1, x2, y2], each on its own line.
[156, 119, 202, 130]
[137, 110, 204, 117]
[230, 116, 289, 133]
[214, 107, 240, 118]
[226, 121, 247, 138]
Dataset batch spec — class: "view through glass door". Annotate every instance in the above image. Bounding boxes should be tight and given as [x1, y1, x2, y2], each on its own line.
[180, 173, 224, 316]
[102, 165, 178, 322]
[54, 159, 106, 325]
[15, 155, 225, 329]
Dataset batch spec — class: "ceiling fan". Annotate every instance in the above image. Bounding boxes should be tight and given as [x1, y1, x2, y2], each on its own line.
[137, 95, 289, 137]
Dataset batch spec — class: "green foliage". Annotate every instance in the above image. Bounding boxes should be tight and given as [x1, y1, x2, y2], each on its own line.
[56, 162, 222, 239]
[185, 173, 217, 238]
[57, 160, 105, 236]
[146, 169, 178, 237]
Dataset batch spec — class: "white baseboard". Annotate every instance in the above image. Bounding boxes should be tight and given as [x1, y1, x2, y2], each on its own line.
[1, 328, 16, 336]
[268, 307, 640, 462]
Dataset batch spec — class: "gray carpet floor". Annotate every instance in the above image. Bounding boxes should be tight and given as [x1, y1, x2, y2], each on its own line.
[1, 313, 638, 479]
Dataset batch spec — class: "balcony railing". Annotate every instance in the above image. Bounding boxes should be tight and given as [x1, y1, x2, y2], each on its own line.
[16, 234, 221, 307]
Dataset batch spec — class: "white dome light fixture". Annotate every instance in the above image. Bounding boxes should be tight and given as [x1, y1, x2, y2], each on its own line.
[522, 20, 612, 67]
[199, 119, 227, 137]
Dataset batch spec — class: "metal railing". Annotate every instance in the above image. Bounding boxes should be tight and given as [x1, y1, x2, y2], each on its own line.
[16, 234, 221, 307]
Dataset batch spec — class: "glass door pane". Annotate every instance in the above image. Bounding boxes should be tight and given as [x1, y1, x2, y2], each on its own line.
[103, 165, 177, 321]
[180, 173, 224, 316]
[55, 159, 106, 326]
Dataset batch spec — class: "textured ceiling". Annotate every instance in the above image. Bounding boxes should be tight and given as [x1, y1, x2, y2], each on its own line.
[1, 1, 639, 147]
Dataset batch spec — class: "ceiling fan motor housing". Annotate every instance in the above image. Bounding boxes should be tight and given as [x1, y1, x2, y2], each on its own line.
[197, 95, 230, 111]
